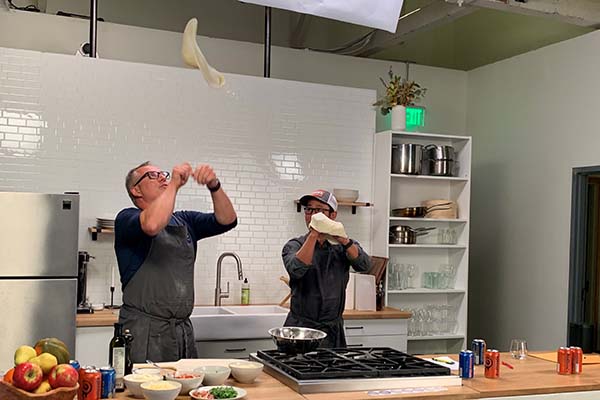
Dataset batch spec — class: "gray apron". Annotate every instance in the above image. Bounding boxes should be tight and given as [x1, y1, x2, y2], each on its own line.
[119, 224, 198, 363]
[284, 245, 347, 348]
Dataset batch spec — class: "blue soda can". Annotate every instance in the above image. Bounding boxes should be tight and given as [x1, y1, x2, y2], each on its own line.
[69, 359, 80, 371]
[471, 339, 487, 365]
[459, 350, 474, 379]
[100, 366, 116, 399]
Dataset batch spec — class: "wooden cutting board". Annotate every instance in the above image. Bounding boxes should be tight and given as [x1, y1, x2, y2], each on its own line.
[529, 351, 600, 364]
[368, 256, 388, 285]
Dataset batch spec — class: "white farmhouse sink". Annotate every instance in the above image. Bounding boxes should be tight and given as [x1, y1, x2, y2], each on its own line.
[223, 305, 288, 315]
[191, 305, 288, 341]
[191, 306, 234, 315]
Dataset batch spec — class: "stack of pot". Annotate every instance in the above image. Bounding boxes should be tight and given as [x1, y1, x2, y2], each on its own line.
[391, 144, 423, 175]
[422, 144, 456, 176]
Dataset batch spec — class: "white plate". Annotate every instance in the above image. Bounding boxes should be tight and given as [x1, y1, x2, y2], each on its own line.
[189, 385, 247, 400]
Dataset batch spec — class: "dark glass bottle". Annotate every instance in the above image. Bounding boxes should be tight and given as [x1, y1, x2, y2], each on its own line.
[123, 328, 134, 376]
[109, 322, 126, 392]
[376, 281, 385, 311]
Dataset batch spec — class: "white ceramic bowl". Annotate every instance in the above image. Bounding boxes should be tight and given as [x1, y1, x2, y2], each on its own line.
[165, 371, 204, 394]
[193, 365, 231, 386]
[140, 380, 182, 400]
[132, 366, 177, 377]
[229, 361, 263, 384]
[333, 188, 359, 202]
[123, 373, 162, 398]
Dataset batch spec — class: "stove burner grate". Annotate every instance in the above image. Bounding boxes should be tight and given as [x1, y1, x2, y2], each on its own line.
[256, 347, 450, 380]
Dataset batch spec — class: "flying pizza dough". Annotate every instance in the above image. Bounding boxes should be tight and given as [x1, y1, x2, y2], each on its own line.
[310, 212, 348, 245]
[182, 18, 225, 88]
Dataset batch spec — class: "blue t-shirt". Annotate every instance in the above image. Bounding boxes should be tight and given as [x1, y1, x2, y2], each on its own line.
[114, 207, 237, 288]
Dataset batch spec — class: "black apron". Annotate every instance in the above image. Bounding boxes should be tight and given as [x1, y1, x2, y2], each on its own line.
[119, 224, 197, 363]
[284, 243, 347, 348]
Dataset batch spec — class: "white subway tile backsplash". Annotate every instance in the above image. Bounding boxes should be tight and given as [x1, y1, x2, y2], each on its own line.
[0, 47, 375, 306]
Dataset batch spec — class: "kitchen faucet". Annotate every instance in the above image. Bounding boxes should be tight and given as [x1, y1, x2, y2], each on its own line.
[214, 252, 244, 306]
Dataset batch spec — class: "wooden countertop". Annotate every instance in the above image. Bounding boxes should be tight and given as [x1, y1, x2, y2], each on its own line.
[461, 351, 600, 398]
[111, 352, 600, 400]
[76, 309, 119, 327]
[343, 307, 411, 319]
[76, 307, 409, 327]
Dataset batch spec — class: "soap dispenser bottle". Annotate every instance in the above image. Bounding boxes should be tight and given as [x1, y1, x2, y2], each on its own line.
[241, 278, 250, 305]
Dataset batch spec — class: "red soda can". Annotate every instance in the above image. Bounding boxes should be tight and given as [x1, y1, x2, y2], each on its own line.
[570, 346, 583, 374]
[557, 347, 572, 375]
[78, 366, 101, 400]
[484, 349, 500, 379]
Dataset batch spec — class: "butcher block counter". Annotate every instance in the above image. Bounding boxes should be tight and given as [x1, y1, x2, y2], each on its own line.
[112, 353, 600, 399]
[76, 307, 409, 327]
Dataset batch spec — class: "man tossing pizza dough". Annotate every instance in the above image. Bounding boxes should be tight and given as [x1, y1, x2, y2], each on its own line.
[281, 189, 371, 347]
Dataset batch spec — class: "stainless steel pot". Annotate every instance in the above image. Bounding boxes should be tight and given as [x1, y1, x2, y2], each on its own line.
[423, 159, 456, 176]
[268, 327, 327, 354]
[391, 144, 422, 175]
[424, 144, 455, 161]
[389, 225, 436, 244]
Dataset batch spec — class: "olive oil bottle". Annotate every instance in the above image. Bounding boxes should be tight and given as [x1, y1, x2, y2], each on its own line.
[109, 322, 126, 392]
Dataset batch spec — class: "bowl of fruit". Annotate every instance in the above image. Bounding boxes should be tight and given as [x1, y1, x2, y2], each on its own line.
[0, 337, 78, 400]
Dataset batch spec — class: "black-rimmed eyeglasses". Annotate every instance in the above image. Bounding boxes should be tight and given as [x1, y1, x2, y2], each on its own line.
[133, 170, 170, 187]
[304, 206, 331, 215]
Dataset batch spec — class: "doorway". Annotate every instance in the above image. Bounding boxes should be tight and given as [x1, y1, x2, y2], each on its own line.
[568, 167, 600, 351]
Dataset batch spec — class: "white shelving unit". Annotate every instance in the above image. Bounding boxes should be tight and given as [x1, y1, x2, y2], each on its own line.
[372, 130, 471, 355]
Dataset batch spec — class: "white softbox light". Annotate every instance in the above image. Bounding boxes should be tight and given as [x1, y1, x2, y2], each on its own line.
[242, 0, 405, 33]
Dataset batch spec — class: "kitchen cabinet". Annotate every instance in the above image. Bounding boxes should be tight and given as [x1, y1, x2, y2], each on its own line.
[344, 319, 407, 351]
[76, 326, 112, 367]
[372, 130, 471, 354]
[195, 338, 276, 359]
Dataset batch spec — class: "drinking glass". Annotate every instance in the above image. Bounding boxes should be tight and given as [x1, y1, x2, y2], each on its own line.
[510, 339, 528, 359]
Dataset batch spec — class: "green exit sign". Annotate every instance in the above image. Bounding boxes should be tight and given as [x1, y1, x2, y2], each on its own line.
[406, 106, 425, 131]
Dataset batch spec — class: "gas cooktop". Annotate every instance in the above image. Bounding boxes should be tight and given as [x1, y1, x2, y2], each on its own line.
[251, 347, 461, 394]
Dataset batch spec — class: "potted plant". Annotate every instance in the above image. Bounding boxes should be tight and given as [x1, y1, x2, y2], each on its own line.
[373, 67, 426, 131]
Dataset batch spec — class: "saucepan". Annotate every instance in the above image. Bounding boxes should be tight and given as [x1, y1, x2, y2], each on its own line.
[268, 327, 327, 354]
[391, 203, 454, 218]
[389, 225, 436, 244]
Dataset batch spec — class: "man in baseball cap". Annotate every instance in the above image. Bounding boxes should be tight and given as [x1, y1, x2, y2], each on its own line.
[299, 189, 338, 212]
[281, 189, 371, 348]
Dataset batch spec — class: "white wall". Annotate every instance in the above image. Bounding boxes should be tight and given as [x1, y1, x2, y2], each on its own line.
[0, 46, 375, 306]
[0, 10, 468, 308]
[0, 9, 468, 135]
[467, 29, 600, 351]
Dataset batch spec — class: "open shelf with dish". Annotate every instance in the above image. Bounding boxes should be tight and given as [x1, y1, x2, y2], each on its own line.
[88, 226, 114, 241]
[294, 199, 372, 214]
[372, 130, 471, 354]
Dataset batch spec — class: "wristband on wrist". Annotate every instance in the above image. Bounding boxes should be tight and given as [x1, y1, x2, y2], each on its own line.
[342, 239, 354, 250]
[208, 179, 221, 192]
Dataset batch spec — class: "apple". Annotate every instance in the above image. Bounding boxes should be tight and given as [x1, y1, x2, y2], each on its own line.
[48, 364, 78, 389]
[12, 362, 43, 392]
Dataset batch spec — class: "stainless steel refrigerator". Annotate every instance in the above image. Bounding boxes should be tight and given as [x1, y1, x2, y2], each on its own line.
[0, 192, 79, 372]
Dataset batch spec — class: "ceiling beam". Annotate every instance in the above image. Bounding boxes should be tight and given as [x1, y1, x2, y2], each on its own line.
[446, 0, 600, 27]
[355, 0, 477, 57]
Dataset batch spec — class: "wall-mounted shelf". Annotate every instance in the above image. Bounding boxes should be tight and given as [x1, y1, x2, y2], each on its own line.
[88, 227, 114, 241]
[388, 289, 466, 294]
[294, 200, 372, 214]
[389, 217, 467, 223]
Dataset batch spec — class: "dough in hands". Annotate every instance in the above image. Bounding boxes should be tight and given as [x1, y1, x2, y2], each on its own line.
[310, 212, 348, 245]
[182, 18, 226, 88]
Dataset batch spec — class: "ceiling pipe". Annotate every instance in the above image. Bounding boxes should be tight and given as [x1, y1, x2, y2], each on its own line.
[264, 6, 271, 77]
[89, 0, 98, 58]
